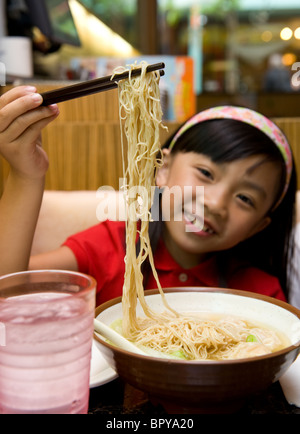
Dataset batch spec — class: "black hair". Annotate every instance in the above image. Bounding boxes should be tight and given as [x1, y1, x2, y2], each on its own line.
[140, 117, 297, 300]
[164, 119, 291, 210]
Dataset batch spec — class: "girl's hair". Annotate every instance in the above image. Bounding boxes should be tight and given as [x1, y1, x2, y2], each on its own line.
[142, 117, 297, 299]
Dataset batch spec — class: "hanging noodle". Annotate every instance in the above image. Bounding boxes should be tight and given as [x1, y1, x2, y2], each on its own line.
[116, 61, 176, 335]
[114, 61, 287, 361]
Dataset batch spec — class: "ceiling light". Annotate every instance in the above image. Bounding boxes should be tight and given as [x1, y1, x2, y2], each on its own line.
[294, 27, 300, 40]
[280, 27, 293, 41]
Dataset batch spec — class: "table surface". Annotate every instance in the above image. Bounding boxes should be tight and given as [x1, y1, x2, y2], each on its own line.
[88, 378, 300, 415]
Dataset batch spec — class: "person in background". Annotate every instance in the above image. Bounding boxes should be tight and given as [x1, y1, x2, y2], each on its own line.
[263, 53, 292, 93]
[289, 192, 300, 309]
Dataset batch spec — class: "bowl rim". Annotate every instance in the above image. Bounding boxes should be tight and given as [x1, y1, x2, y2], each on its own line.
[94, 287, 300, 364]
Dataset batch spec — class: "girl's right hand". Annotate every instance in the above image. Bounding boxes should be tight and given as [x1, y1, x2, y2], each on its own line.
[0, 86, 59, 181]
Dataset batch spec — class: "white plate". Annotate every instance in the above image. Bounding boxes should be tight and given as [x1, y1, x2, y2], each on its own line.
[89, 340, 118, 388]
[280, 354, 300, 407]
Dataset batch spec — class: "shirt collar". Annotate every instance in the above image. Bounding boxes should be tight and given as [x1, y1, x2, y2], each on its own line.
[154, 238, 220, 287]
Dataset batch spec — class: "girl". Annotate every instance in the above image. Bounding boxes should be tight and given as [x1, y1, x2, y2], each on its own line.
[0, 87, 297, 306]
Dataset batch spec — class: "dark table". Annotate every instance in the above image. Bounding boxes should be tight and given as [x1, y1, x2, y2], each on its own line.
[88, 378, 300, 415]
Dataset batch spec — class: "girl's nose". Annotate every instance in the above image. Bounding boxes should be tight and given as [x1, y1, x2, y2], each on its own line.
[204, 186, 229, 218]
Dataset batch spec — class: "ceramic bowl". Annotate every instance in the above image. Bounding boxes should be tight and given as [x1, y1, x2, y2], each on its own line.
[94, 287, 300, 413]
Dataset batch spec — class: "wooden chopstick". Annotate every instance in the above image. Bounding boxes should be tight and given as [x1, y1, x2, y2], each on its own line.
[41, 62, 165, 106]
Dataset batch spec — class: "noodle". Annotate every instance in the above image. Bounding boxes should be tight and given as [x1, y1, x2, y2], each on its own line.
[128, 315, 284, 360]
[115, 61, 286, 361]
[117, 61, 176, 336]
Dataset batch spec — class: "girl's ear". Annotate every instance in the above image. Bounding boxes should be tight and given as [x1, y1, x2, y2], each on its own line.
[156, 148, 172, 187]
[247, 216, 272, 239]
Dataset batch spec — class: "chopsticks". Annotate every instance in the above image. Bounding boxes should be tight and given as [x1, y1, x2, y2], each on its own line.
[40, 62, 165, 106]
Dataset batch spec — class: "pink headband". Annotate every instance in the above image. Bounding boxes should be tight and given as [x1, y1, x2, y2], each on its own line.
[169, 106, 293, 207]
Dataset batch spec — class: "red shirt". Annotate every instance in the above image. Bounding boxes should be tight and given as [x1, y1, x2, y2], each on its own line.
[63, 220, 286, 306]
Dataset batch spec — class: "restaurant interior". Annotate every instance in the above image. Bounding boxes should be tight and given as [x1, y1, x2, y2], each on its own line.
[0, 0, 300, 415]
[1, 0, 300, 192]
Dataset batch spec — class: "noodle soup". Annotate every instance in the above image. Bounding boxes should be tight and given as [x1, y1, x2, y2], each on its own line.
[96, 289, 300, 362]
[110, 312, 290, 361]
[94, 288, 300, 413]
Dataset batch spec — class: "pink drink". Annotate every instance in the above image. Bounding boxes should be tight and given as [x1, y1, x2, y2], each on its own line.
[0, 271, 96, 414]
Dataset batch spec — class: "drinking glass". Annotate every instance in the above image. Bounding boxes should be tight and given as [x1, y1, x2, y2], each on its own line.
[0, 270, 96, 414]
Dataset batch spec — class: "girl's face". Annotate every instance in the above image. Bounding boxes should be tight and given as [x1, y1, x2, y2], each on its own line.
[156, 149, 282, 268]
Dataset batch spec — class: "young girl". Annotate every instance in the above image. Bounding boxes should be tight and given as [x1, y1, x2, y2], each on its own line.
[0, 87, 297, 306]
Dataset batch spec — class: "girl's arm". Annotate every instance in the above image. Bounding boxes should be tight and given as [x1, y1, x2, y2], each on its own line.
[0, 86, 59, 275]
[29, 246, 79, 272]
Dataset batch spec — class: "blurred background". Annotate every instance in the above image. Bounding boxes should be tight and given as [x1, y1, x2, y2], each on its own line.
[1, 0, 300, 118]
[1, 0, 300, 191]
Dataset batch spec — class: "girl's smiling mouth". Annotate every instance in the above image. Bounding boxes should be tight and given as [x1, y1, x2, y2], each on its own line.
[183, 209, 215, 235]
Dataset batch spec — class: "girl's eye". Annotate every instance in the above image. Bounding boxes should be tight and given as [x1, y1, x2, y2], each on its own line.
[237, 194, 255, 207]
[198, 168, 213, 179]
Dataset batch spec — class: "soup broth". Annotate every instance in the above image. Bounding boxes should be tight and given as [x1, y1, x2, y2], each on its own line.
[111, 312, 290, 361]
